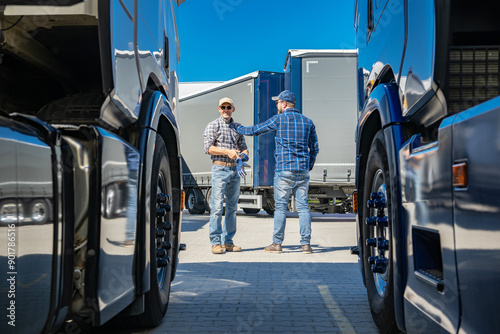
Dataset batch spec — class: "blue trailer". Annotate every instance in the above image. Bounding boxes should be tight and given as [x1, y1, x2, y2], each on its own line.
[354, 0, 500, 333]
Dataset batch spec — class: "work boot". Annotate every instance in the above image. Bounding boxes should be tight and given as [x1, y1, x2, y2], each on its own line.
[264, 242, 282, 253]
[223, 243, 242, 252]
[302, 244, 313, 254]
[212, 244, 225, 254]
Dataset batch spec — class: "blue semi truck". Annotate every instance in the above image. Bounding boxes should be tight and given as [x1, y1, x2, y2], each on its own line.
[354, 0, 500, 333]
[0, 1, 184, 333]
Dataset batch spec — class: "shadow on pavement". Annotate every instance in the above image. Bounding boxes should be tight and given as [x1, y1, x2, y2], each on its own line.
[241, 244, 352, 253]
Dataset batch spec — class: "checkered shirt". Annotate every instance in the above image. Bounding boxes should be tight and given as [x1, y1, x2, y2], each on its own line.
[204, 116, 248, 163]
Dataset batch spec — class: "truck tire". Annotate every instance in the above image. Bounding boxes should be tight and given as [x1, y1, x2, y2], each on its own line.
[186, 188, 205, 214]
[243, 208, 260, 214]
[131, 135, 173, 327]
[205, 187, 212, 213]
[264, 196, 275, 215]
[204, 187, 225, 215]
[361, 130, 398, 334]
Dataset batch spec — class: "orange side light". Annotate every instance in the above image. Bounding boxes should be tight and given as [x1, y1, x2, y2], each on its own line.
[453, 162, 468, 187]
[181, 190, 185, 210]
[352, 190, 358, 213]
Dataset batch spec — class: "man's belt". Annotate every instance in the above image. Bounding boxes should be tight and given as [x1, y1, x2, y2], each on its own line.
[213, 160, 236, 167]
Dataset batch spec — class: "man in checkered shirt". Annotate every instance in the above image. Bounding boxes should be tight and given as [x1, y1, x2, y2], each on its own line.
[204, 97, 249, 254]
[231, 90, 319, 254]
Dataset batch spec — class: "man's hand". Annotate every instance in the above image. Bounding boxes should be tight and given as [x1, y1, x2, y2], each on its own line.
[236, 158, 250, 178]
[226, 149, 239, 160]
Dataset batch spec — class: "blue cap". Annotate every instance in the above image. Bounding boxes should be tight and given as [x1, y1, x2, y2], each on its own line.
[272, 90, 296, 103]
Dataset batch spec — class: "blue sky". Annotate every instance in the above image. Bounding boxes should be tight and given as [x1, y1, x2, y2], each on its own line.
[177, 0, 356, 82]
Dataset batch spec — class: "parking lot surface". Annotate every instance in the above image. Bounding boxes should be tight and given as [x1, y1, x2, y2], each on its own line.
[91, 210, 379, 334]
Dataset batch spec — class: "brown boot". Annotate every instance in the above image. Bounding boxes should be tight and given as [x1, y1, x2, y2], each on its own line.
[264, 242, 282, 253]
[223, 243, 242, 252]
[302, 244, 313, 254]
[212, 244, 225, 254]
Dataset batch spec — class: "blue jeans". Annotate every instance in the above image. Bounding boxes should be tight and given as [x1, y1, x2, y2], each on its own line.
[273, 171, 311, 245]
[209, 165, 241, 245]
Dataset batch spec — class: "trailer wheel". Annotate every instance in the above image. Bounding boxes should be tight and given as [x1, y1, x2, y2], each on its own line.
[243, 208, 260, 214]
[205, 187, 212, 213]
[264, 196, 275, 215]
[186, 188, 205, 214]
[133, 135, 173, 327]
[362, 130, 398, 334]
[204, 187, 226, 215]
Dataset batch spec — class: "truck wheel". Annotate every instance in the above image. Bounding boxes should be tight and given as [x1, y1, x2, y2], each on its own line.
[186, 188, 205, 214]
[243, 208, 260, 214]
[362, 131, 398, 334]
[134, 135, 173, 327]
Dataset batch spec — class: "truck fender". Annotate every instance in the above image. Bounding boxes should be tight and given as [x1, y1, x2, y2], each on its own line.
[357, 82, 407, 332]
[134, 90, 182, 293]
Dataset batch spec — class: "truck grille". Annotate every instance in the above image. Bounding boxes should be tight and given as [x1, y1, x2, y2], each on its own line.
[448, 47, 500, 114]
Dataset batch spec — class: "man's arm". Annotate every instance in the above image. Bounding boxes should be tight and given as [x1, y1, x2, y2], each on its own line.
[208, 146, 240, 160]
[308, 125, 319, 170]
[203, 122, 216, 154]
[231, 116, 278, 136]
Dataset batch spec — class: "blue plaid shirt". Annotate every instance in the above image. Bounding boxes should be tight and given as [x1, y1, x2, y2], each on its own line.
[234, 108, 319, 172]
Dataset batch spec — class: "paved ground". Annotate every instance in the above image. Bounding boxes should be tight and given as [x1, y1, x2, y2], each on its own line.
[90, 210, 379, 334]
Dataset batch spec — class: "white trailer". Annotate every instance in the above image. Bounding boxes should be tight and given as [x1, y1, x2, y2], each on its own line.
[179, 50, 358, 215]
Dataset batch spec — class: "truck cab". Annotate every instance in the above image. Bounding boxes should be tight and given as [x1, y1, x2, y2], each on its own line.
[355, 1, 500, 333]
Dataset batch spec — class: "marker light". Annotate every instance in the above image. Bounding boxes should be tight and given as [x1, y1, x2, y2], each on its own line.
[352, 191, 358, 213]
[453, 162, 468, 188]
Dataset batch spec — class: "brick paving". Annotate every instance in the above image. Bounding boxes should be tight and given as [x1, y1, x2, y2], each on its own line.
[146, 210, 379, 334]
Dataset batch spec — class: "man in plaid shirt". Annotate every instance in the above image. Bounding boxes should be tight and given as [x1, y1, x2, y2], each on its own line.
[204, 97, 249, 254]
[231, 90, 319, 254]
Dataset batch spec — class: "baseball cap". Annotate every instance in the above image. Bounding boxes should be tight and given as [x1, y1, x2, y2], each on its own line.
[271, 90, 296, 103]
[219, 97, 234, 107]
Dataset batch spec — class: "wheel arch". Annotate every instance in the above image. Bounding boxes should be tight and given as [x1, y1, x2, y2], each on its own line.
[357, 83, 406, 213]
[134, 88, 182, 294]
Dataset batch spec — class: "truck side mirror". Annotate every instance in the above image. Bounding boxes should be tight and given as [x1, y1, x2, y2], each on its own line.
[367, 0, 374, 41]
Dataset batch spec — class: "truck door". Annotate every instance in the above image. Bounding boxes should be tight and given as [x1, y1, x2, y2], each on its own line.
[399, 122, 460, 333]
[104, 0, 178, 129]
[451, 99, 500, 333]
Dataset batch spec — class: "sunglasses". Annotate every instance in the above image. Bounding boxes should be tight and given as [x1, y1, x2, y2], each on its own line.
[220, 106, 233, 110]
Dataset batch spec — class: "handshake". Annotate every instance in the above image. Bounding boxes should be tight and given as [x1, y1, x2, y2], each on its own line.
[236, 152, 249, 178]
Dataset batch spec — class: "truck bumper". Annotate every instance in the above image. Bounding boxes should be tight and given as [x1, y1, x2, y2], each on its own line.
[0, 115, 72, 333]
